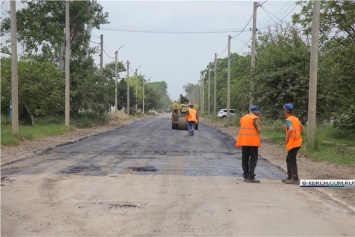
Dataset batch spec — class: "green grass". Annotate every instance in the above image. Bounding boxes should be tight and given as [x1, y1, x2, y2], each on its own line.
[1, 112, 112, 146]
[1, 124, 69, 146]
[261, 120, 355, 165]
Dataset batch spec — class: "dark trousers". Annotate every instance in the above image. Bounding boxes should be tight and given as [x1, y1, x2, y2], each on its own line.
[242, 146, 259, 179]
[286, 147, 300, 180]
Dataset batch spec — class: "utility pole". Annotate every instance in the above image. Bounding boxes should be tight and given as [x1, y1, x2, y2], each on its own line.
[227, 35, 231, 119]
[214, 53, 217, 116]
[250, 1, 258, 111]
[135, 70, 138, 112]
[10, 0, 19, 133]
[307, 0, 321, 150]
[65, 0, 70, 127]
[126, 60, 130, 116]
[208, 63, 211, 115]
[114, 45, 124, 112]
[115, 50, 118, 111]
[142, 78, 145, 114]
[135, 65, 142, 112]
[100, 34, 103, 75]
[202, 73, 205, 115]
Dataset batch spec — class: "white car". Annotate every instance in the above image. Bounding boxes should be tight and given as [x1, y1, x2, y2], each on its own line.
[217, 109, 237, 119]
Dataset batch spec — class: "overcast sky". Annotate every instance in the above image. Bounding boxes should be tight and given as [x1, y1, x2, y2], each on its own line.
[1, 0, 301, 102]
[91, 0, 301, 101]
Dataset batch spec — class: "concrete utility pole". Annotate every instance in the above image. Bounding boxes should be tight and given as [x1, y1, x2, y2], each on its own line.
[114, 45, 125, 112]
[214, 53, 217, 116]
[10, 0, 19, 133]
[115, 50, 118, 111]
[100, 34, 103, 75]
[227, 35, 231, 119]
[208, 64, 211, 115]
[307, 0, 321, 150]
[126, 60, 130, 116]
[135, 65, 142, 112]
[202, 73, 205, 115]
[250, 1, 258, 111]
[65, 0, 70, 127]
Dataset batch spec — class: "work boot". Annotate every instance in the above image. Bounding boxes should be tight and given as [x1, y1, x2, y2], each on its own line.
[283, 179, 299, 185]
[282, 178, 291, 183]
[246, 178, 260, 183]
[290, 163, 299, 181]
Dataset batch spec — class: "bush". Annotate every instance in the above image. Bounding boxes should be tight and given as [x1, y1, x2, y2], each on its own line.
[333, 105, 355, 130]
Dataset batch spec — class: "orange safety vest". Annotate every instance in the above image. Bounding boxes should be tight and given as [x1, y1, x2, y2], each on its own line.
[186, 108, 198, 123]
[236, 114, 260, 148]
[285, 115, 303, 152]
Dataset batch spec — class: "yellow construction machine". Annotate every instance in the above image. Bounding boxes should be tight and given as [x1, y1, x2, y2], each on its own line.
[171, 101, 199, 130]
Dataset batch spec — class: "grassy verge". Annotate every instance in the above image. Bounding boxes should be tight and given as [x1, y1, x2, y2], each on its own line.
[1, 112, 112, 147]
[261, 120, 355, 165]
[203, 116, 354, 165]
[1, 124, 69, 146]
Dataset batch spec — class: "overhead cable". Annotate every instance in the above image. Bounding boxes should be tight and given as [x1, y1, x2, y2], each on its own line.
[100, 27, 250, 34]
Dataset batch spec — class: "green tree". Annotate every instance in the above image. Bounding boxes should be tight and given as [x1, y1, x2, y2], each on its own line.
[1, 58, 64, 125]
[254, 26, 310, 121]
[293, 0, 355, 117]
[1, 0, 109, 65]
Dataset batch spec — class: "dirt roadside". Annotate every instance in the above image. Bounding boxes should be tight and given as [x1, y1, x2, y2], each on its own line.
[1, 113, 354, 211]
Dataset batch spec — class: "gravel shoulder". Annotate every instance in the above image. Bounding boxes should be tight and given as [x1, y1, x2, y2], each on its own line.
[1, 114, 354, 211]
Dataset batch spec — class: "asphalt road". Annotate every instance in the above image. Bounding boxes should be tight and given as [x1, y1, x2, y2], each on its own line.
[2, 114, 354, 236]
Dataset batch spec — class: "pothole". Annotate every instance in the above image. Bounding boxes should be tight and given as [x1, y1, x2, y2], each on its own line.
[128, 166, 158, 172]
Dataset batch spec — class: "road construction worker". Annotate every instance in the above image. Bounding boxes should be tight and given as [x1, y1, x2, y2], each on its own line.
[186, 103, 198, 136]
[236, 106, 262, 183]
[283, 103, 303, 185]
[180, 94, 189, 104]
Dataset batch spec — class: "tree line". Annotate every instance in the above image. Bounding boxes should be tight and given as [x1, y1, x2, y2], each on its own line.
[186, 1, 354, 130]
[1, 1, 171, 125]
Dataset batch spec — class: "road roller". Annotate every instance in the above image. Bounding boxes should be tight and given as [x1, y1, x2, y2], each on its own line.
[171, 101, 199, 130]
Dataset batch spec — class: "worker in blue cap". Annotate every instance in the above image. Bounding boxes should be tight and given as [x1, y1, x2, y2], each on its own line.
[236, 105, 262, 183]
[283, 103, 304, 185]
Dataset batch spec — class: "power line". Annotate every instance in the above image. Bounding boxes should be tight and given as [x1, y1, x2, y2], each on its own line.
[90, 40, 100, 44]
[103, 44, 115, 54]
[100, 27, 251, 34]
[231, 15, 253, 38]
[258, 1, 298, 30]
[260, 6, 279, 24]
[103, 48, 115, 59]
[217, 44, 228, 57]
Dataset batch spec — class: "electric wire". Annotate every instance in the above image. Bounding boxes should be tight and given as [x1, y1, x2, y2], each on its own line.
[90, 40, 100, 44]
[103, 44, 115, 54]
[217, 44, 228, 57]
[231, 15, 253, 39]
[103, 48, 115, 59]
[100, 27, 250, 34]
[260, 6, 279, 25]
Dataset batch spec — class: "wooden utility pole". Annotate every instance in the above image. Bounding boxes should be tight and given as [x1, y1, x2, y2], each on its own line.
[65, 0, 70, 127]
[227, 35, 231, 119]
[307, 0, 321, 150]
[126, 60, 130, 116]
[214, 53, 217, 116]
[115, 50, 118, 111]
[250, 1, 257, 111]
[100, 34, 103, 75]
[10, 0, 19, 133]
[208, 64, 211, 115]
